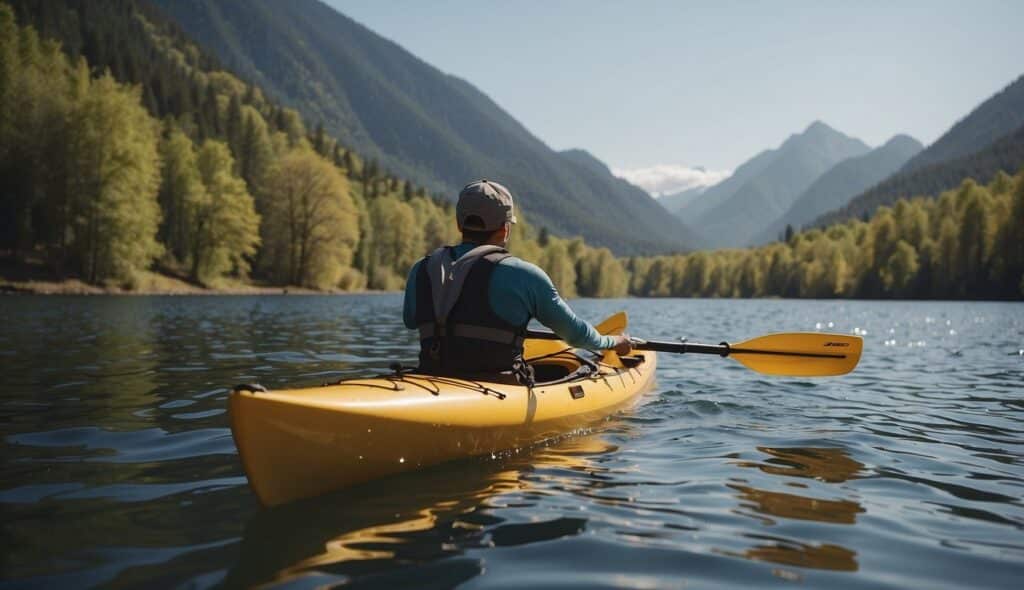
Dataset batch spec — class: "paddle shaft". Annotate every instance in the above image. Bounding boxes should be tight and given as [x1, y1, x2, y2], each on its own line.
[525, 329, 846, 360]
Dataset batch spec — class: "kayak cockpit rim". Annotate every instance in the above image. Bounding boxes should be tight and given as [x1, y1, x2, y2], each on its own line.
[228, 349, 648, 399]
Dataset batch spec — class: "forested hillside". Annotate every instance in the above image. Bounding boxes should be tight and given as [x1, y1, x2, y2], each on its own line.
[628, 171, 1024, 300]
[814, 123, 1024, 228]
[902, 74, 1024, 173]
[148, 0, 694, 255]
[812, 74, 1024, 227]
[0, 1, 630, 295]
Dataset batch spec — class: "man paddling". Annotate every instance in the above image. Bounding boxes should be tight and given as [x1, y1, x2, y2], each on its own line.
[403, 179, 631, 382]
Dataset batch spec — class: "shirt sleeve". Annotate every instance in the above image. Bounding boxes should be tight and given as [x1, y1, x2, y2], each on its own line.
[524, 264, 616, 350]
[402, 259, 422, 329]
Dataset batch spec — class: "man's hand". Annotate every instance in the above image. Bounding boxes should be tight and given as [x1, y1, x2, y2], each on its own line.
[611, 334, 633, 355]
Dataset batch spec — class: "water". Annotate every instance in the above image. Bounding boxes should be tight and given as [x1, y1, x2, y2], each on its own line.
[1, 295, 1022, 589]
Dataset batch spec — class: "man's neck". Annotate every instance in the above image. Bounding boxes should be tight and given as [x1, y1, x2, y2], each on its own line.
[460, 240, 506, 248]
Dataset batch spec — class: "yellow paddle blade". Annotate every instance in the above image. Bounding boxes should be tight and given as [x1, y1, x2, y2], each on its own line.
[523, 311, 627, 361]
[729, 332, 863, 377]
[594, 311, 628, 336]
[596, 312, 627, 367]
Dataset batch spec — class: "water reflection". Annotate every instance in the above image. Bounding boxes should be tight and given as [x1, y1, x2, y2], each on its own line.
[736, 446, 865, 483]
[729, 484, 864, 525]
[723, 446, 866, 572]
[731, 536, 858, 572]
[3, 298, 1022, 589]
[223, 434, 614, 588]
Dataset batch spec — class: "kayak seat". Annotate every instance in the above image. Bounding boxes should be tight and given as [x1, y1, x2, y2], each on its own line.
[531, 362, 575, 383]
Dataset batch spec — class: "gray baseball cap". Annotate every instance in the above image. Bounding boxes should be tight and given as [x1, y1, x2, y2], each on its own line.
[457, 179, 517, 231]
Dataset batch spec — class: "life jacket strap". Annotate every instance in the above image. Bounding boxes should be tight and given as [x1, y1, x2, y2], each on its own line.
[418, 322, 525, 347]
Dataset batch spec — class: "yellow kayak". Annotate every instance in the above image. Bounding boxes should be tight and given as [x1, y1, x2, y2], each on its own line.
[229, 312, 656, 507]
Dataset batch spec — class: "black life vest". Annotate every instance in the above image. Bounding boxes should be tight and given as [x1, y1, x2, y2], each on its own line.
[414, 245, 528, 375]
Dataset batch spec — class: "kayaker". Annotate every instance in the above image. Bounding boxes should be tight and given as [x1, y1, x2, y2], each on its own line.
[403, 179, 632, 382]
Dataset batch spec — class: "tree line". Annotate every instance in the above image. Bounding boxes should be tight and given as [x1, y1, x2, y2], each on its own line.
[626, 171, 1024, 299]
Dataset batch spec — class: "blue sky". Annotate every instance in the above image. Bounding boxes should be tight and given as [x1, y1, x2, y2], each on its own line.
[325, 0, 1023, 194]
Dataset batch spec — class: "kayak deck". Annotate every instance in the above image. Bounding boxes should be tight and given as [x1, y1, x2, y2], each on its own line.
[230, 345, 657, 507]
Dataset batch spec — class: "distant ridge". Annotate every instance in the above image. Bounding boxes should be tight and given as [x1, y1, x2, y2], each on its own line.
[812, 73, 1024, 226]
[903, 74, 1024, 172]
[815, 123, 1024, 227]
[151, 0, 694, 254]
[752, 134, 923, 245]
[658, 185, 707, 215]
[672, 149, 777, 225]
[683, 121, 870, 249]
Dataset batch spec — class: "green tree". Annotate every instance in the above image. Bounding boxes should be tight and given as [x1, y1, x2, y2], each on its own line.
[236, 106, 274, 193]
[189, 140, 260, 284]
[261, 148, 359, 288]
[369, 196, 423, 289]
[992, 174, 1024, 294]
[157, 125, 203, 265]
[224, 92, 243, 155]
[577, 247, 628, 297]
[68, 73, 162, 284]
[957, 184, 995, 296]
[540, 239, 578, 298]
[881, 240, 920, 296]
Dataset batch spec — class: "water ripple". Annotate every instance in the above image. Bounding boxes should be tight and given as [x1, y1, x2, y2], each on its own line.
[1, 296, 1022, 589]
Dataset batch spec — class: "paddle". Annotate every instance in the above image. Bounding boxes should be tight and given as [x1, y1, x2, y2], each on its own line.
[526, 329, 862, 377]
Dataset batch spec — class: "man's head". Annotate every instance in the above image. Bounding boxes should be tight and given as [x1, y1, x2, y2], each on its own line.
[456, 179, 517, 246]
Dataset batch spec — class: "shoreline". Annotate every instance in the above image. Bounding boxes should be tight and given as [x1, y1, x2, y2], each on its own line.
[0, 277, 398, 296]
[3, 275, 1020, 302]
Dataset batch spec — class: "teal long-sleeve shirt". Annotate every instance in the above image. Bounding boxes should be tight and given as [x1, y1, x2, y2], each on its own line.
[403, 243, 615, 350]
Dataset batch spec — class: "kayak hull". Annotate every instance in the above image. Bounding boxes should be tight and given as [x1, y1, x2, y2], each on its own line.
[230, 348, 656, 507]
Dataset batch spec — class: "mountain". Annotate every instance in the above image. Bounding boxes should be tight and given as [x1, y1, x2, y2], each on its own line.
[658, 185, 706, 214]
[751, 134, 923, 245]
[902, 74, 1024, 172]
[815, 123, 1024, 227]
[685, 121, 870, 249]
[150, 0, 693, 255]
[672, 149, 778, 226]
[812, 73, 1024, 227]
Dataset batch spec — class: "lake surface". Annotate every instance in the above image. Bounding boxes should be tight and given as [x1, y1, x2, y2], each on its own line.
[1, 295, 1022, 589]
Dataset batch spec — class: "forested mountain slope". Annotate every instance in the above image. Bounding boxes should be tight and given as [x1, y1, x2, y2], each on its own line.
[687, 121, 869, 249]
[814, 123, 1024, 227]
[812, 73, 1024, 227]
[627, 169, 1024, 300]
[902, 74, 1024, 172]
[752, 134, 922, 245]
[150, 0, 694, 254]
[0, 0, 638, 296]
